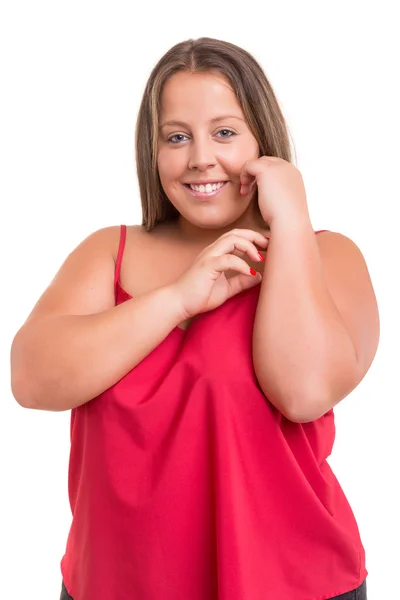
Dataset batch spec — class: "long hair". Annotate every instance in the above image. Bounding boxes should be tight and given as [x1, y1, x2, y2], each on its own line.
[135, 37, 295, 231]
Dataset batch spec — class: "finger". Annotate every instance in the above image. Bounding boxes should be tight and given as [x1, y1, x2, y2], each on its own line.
[212, 254, 262, 280]
[217, 234, 266, 262]
[239, 177, 256, 196]
[239, 160, 259, 194]
[227, 269, 263, 297]
[220, 229, 269, 248]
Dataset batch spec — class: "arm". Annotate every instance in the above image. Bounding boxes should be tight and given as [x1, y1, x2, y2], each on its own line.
[10, 227, 186, 412]
[252, 216, 380, 423]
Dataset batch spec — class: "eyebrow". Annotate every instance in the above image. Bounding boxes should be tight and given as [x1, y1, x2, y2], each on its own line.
[159, 115, 245, 129]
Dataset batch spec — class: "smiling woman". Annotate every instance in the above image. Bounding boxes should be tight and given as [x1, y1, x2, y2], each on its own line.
[154, 69, 268, 241]
[135, 38, 295, 244]
[10, 37, 373, 600]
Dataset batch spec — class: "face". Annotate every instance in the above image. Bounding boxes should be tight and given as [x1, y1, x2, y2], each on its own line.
[157, 71, 267, 244]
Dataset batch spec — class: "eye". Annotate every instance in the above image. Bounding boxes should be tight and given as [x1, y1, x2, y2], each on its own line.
[167, 134, 188, 144]
[167, 129, 236, 144]
[216, 129, 235, 139]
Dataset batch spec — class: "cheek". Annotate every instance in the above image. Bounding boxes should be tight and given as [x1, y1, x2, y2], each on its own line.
[157, 148, 185, 181]
[219, 138, 259, 170]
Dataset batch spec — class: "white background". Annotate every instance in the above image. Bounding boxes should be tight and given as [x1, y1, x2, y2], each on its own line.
[1, 1, 398, 598]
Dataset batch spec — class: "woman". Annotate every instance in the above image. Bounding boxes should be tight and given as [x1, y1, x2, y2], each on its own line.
[11, 37, 377, 599]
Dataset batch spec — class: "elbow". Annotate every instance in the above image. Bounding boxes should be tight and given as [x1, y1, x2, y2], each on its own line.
[285, 387, 334, 423]
[10, 372, 37, 409]
[284, 401, 327, 424]
[257, 374, 329, 423]
[256, 378, 301, 422]
[289, 364, 363, 423]
[10, 335, 37, 410]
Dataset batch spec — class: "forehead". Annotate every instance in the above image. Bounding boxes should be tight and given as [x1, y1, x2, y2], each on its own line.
[159, 71, 242, 120]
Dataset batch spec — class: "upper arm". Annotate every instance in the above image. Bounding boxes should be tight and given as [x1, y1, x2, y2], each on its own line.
[20, 225, 122, 328]
[316, 230, 380, 384]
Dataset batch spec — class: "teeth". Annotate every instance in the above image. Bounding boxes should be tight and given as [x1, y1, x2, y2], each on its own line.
[189, 181, 225, 193]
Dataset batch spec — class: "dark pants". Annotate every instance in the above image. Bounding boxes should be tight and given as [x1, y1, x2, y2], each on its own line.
[327, 577, 368, 599]
[60, 577, 367, 599]
[60, 581, 73, 600]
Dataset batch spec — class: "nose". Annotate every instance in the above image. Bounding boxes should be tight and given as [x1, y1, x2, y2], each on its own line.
[187, 136, 217, 171]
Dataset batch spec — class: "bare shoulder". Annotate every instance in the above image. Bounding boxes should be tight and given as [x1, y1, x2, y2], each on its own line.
[314, 229, 373, 283]
[314, 229, 365, 256]
[19, 224, 144, 328]
[108, 224, 145, 261]
[62, 224, 140, 269]
[115, 222, 180, 257]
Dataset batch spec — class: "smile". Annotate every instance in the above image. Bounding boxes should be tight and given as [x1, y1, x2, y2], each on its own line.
[183, 181, 229, 200]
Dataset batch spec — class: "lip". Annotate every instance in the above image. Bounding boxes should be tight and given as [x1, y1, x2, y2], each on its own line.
[183, 181, 229, 200]
[184, 180, 229, 185]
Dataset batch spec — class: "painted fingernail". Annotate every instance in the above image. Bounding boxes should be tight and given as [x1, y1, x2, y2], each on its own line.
[250, 267, 257, 276]
[257, 252, 265, 261]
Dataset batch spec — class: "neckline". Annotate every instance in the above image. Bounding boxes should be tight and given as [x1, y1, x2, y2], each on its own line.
[116, 281, 194, 336]
[115, 230, 328, 337]
[115, 233, 272, 337]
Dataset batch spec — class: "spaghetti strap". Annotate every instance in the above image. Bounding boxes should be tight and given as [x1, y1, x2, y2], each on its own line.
[114, 224, 127, 295]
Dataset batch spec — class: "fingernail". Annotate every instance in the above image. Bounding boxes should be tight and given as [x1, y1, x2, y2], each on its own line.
[250, 267, 257, 276]
[257, 252, 265, 261]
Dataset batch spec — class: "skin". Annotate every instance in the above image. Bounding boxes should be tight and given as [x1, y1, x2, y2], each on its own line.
[156, 70, 271, 249]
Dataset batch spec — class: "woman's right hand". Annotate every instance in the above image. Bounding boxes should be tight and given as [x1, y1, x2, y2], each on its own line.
[171, 229, 270, 321]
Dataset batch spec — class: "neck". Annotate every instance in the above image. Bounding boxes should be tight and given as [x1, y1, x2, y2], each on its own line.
[170, 209, 270, 247]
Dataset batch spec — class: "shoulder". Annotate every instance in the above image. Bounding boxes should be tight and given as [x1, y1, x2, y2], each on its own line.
[103, 222, 178, 263]
[314, 229, 373, 289]
[314, 229, 367, 261]
[98, 224, 147, 263]
[19, 225, 148, 327]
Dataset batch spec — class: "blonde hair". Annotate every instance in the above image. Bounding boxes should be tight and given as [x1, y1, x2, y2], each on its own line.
[135, 37, 295, 231]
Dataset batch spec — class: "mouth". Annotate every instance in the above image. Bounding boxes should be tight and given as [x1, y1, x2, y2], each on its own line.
[183, 181, 229, 200]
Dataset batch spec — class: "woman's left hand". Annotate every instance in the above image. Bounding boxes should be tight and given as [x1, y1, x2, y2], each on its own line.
[239, 156, 310, 225]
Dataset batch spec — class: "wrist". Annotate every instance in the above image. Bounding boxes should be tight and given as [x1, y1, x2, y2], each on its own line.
[163, 283, 191, 324]
[268, 211, 313, 235]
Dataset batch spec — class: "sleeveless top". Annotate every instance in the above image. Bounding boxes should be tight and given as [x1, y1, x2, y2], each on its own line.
[60, 225, 367, 600]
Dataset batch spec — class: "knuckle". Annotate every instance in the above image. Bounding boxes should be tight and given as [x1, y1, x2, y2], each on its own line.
[225, 233, 240, 245]
[229, 228, 243, 237]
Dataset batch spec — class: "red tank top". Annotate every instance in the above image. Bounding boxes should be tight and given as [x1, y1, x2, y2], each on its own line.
[60, 225, 367, 599]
